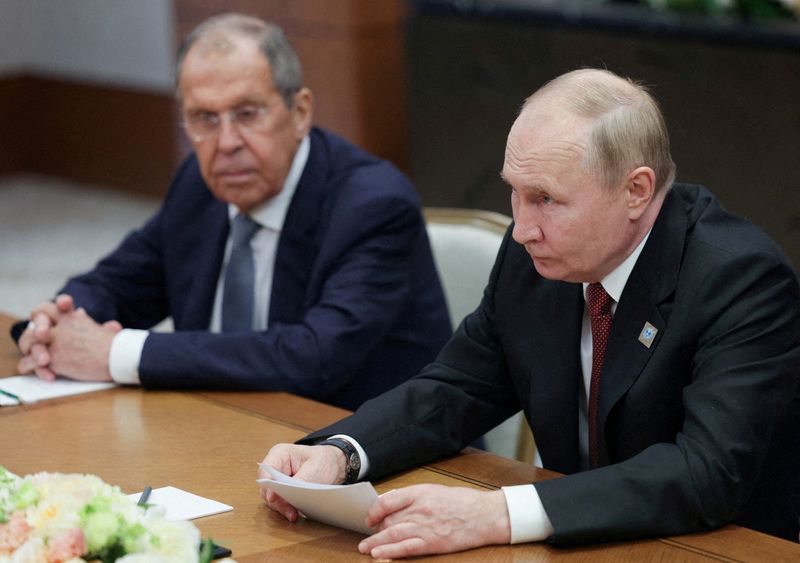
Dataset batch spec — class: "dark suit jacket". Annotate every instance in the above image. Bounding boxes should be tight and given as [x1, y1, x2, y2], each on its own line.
[13, 127, 451, 410]
[305, 184, 800, 542]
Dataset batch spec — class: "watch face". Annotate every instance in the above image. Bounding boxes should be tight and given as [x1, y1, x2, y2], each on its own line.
[349, 452, 361, 472]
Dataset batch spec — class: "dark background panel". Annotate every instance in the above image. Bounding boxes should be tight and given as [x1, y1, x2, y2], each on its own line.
[406, 4, 800, 272]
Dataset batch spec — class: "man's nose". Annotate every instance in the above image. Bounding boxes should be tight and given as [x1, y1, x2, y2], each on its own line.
[512, 208, 543, 244]
[216, 115, 244, 152]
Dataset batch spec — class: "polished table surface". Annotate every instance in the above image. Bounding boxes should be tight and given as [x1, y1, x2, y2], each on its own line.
[1, 313, 798, 562]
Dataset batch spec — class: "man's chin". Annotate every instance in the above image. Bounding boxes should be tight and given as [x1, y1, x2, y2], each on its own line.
[212, 185, 272, 212]
[530, 257, 568, 281]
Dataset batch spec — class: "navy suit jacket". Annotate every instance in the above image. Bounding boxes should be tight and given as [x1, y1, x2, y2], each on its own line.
[21, 127, 451, 410]
[306, 184, 800, 542]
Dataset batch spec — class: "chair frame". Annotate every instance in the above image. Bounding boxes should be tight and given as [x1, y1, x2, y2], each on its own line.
[423, 207, 511, 235]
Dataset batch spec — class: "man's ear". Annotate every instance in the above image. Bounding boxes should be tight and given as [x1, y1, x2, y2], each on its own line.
[292, 87, 314, 139]
[625, 167, 656, 220]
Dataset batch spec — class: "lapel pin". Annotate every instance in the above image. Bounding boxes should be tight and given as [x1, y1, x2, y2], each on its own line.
[638, 322, 658, 348]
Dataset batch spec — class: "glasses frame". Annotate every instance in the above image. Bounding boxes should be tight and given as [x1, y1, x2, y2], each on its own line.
[181, 105, 270, 143]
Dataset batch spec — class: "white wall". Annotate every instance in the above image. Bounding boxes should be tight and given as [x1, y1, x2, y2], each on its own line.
[0, 0, 175, 92]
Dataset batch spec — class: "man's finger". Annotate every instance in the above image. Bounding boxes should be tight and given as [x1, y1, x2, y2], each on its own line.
[54, 294, 75, 312]
[17, 327, 35, 355]
[359, 522, 422, 558]
[365, 488, 414, 527]
[31, 311, 55, 341]
[34, 366, 57, 381]
[17, 355, 35, 374]
[264, 489, 299, 522]
[30, 343, 51, 367]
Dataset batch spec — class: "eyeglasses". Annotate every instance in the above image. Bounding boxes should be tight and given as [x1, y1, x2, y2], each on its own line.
[182, 105, 270, 142]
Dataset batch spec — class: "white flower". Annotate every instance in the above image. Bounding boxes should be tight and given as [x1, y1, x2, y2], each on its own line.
[139, 511, 200, 563]
[0, 467, 234, 563]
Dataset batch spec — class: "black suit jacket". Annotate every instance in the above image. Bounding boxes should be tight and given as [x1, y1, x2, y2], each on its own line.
[12, 127, 451, 410]
[306, 184, 800, 542]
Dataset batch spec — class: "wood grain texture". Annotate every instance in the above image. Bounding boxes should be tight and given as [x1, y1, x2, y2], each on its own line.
[0, 314, 20, 376]
[1, 312, 798, 561]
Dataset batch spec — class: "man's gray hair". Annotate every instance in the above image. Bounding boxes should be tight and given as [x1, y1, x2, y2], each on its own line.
[175, 12, 302, 107]
[525, 69, 676, 194]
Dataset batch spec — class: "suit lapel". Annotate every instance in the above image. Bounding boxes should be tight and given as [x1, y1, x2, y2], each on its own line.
[597, 189, 687, 462]
[526, 280, 584, 474]
[187, 201, 228, 329]
[269, 130, 326, 324]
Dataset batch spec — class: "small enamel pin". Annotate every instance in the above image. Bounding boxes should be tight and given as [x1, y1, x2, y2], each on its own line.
[638, 322, 658, 348]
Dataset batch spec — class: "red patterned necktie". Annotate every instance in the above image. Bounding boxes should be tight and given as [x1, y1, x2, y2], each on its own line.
[587, 282, 614, 467]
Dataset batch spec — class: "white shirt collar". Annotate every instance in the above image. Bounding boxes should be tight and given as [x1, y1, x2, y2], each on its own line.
[582, 229, 652, 304]
[228, 134, 310, 231]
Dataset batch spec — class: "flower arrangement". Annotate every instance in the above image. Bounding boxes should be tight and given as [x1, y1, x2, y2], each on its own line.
[0, 467, 234, 563]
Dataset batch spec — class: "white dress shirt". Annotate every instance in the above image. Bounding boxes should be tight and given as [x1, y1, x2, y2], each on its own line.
[108, 136, 310, 384]
[343, 229, 652, 544]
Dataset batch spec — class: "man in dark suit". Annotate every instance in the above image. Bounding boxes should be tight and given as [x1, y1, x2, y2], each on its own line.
[258, 68, 800, 557]
[12, 13, 451, 410]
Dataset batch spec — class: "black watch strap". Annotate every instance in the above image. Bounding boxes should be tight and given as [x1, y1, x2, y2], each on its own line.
[317, 437, 361, 484]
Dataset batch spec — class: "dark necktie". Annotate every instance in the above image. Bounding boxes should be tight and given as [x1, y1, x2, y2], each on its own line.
[587, 282, 614, 467]
[221, 214, 260, 333]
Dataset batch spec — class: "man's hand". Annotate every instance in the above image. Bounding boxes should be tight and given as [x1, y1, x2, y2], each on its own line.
[258, 443, 348, 522]
[18, 307, 121, 382]
[17, 294, 77, 380]
[358, 485, 511, 559]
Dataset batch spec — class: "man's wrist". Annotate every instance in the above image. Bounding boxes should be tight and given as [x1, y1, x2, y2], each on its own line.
[316, 437, 361, 484]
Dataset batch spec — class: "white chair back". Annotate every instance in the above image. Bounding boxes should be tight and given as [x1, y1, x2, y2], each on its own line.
[424, 208, 536, 463]
[423, 208, 510, 328]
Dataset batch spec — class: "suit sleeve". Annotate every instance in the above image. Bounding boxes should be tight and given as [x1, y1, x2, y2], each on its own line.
[59, 209, 169, 328]
[300, 228, 524, 475]
[53, 158, 206, 329]
[138, 188, 431, 401]
[534, 250, 800, 544]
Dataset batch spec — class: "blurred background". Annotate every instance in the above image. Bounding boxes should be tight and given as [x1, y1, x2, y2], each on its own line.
[1, 0, 799, 319]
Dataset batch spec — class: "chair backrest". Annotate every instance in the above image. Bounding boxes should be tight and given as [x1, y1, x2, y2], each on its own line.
[424, 207, 511, 328]
[424, 208, 535, 462]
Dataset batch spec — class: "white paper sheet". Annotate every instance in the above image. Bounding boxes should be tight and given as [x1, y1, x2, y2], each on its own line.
[127, 486, 233, 521]
[257, 465, 378, 535]
[0, 375, 115, 404]
[0, 391, 20, 406]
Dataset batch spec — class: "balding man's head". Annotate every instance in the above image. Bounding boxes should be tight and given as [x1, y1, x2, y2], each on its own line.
[521, 69, 675, 194]
[175, 13, 302, 108]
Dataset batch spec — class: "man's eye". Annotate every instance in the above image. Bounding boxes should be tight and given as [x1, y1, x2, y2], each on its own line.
[541, 195, 554, 205]
[191, 112, 217, 125]
[235, 107, 262, 124]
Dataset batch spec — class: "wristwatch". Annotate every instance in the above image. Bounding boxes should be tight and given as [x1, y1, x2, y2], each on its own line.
[317, 437, 361, 484]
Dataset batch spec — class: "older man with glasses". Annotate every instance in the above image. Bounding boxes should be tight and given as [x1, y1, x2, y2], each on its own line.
[12, 13, 451, 410]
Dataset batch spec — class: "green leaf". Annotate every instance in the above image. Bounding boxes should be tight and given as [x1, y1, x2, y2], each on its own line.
[199, 538, 215, 563]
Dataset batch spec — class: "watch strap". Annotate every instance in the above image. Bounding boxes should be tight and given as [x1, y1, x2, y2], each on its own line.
[317, 437, 361, 484]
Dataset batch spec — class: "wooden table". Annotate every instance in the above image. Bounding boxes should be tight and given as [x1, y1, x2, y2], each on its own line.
[1, 313, 797, 562]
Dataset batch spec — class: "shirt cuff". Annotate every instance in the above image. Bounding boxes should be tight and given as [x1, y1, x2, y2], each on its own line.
[501, 484, 555, 543]
[108, 329, 148, 385]
[332, 434, 369, 481]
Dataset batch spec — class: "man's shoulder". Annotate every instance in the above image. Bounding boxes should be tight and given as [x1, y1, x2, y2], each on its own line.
[161, 153, 218, 207]
[671, 183, 793, 269]
[304, 127, 418, 208]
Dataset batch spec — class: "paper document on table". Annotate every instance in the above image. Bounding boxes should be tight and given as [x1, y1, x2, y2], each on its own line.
[0, 375, 115, 404]
[127, 486, 233, 521]
[257, 465, 378, 535]
[0, 392, 19, 406]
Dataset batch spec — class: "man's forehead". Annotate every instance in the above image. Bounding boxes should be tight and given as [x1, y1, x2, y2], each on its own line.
[179, 37, 273, 105]
[507, 110, 590, 158]
[191, 31, 259, 59]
